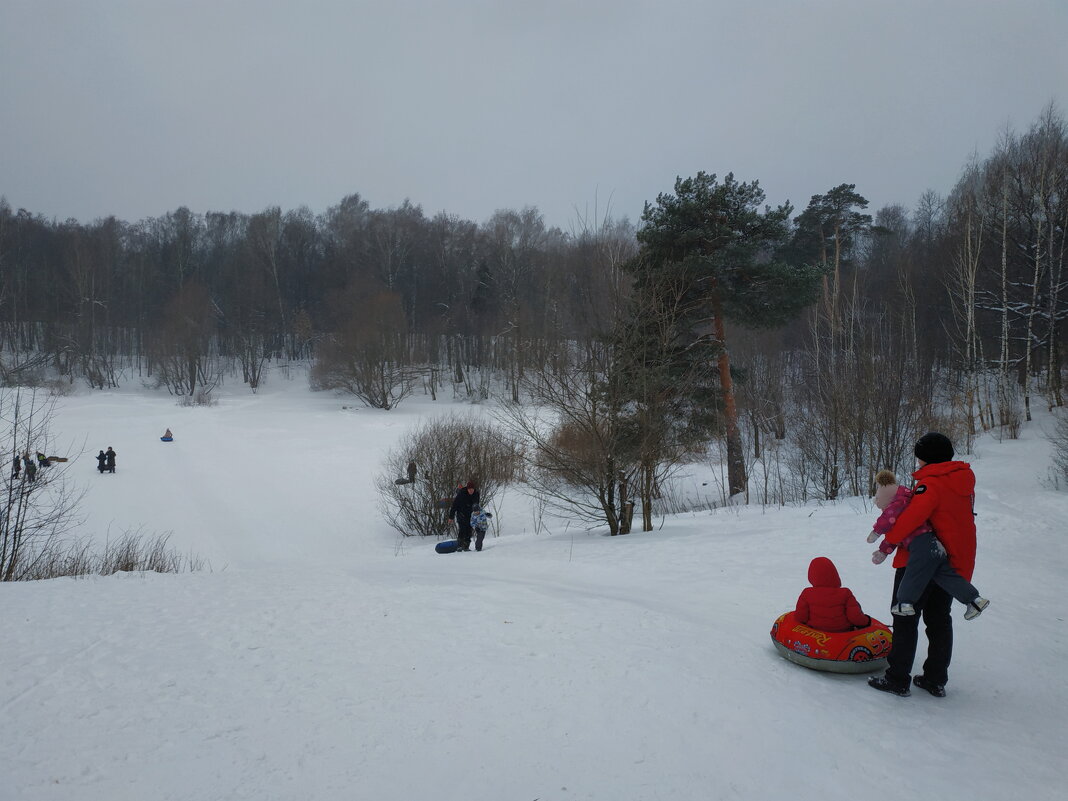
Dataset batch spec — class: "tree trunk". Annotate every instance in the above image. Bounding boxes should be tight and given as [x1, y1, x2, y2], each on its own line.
[999, 182, 1012, 427]
[616, 472, 631, 534]
[712, 295, 746, 497]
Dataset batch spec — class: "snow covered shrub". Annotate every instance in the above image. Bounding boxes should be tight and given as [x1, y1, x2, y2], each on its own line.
[22, 530, 205, 580]
[311, 338, 418, 410]
[0, 388, 83, 581]
[376, 414, 522, 537]
[145, 283, 223, 398]
[44, 378, 75, 397]
[790, 315, 937, 501]
[177, 390, 217, 407]
[310, 281, 418, 410]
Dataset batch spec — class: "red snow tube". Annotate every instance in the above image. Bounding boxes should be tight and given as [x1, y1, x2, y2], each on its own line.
[770, 611, 892, 674]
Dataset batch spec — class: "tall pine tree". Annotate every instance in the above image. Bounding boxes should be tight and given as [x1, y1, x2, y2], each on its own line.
[635, 172, 822, 497]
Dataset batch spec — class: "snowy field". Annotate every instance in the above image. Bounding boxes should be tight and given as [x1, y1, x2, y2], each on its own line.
[2, 372, 1065, 801]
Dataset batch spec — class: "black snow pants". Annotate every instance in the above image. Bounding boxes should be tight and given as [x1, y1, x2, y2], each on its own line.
[885, 566, 954, 687]
[456, 520, 472, 551]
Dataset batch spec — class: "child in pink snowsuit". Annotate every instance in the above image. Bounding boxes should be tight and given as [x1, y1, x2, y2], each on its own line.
[867, 469, 933, 564]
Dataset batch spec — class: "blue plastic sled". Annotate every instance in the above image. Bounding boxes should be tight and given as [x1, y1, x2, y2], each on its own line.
[435, 540, 459, 554]
[160, 437, 173, 442]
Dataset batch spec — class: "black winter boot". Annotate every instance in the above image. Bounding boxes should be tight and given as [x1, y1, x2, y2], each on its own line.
[912, 675, 946, 697]
[868, 676, 911, 697]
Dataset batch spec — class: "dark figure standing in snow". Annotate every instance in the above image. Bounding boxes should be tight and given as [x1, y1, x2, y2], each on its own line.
[23, 453, 36, 482]
[96, 450, 107, 473]
[105, 446, 116, 473]
[448, 480, 480, 552]
[869, 433, 983, 698]
[407, 460, 417, 484]
[12, 454, 20, 479]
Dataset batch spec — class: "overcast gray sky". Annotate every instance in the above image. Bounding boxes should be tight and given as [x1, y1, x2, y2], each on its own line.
[2, 0, 1065, 229]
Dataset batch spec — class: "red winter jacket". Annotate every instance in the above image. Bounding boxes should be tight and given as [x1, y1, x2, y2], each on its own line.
[794, 557, 871, 633]
[883, 461, 977, 581]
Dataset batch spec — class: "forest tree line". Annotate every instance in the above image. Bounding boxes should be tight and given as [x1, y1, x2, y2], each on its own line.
[1, 105, 1066, 512]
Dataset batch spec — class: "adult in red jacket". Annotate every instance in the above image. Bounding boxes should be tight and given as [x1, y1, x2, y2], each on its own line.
[869, 432, 977, 698]
[795, 557, 872, 632]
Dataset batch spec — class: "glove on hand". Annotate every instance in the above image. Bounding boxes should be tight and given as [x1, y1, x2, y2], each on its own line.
[866, 530, 880, 544]
[871, 550, 888, 565]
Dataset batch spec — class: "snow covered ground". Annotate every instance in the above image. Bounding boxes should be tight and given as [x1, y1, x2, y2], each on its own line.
[2, 372, 1065, 801]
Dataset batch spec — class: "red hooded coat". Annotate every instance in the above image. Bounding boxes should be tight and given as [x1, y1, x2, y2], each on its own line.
[795, 557, 871, 633]
[883, 461, 977, 581]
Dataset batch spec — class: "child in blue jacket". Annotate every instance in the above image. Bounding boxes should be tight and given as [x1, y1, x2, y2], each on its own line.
[470, 507, 492, 552]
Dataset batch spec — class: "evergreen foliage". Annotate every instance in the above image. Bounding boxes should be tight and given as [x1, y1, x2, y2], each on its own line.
[631, 172, 823, 495]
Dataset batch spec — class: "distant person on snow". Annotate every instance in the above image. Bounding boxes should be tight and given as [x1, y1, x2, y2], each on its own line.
[36, 451, 50, 467]
[23, 453, 36, 482]
[794, 556, 871, 633]
[867, 468, 987, 618]
[96, 450, 107, 473]
[163, 428, 173, 439]
[12, 453, 20, 479]
[407, 460, 417, 483]
[448, 480, 480, 552]
[105, 446, 116, 473]
[470, 506, 492, 552]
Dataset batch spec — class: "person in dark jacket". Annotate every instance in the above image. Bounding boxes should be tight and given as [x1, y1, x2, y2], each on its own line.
[105, 446, 116, 473]
[96, 450, 107, 473]
[12, 453, 20, 479]
[23, 453, 36, 482]
[795, 557, 871, 632]
[869, 432, 986, 698]
[448, 480, 480, 552]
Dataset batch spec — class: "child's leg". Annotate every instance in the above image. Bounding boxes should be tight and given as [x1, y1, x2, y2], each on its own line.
[895, 532, 941, 606]
[930, 545, 981, 605]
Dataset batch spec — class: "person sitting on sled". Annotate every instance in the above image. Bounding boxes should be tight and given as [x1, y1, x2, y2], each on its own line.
[795, 557, 872, 633]
[867, 466, 989, 620]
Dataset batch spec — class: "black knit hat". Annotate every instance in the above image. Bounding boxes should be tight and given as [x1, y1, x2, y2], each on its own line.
[915, 432, 954, 464]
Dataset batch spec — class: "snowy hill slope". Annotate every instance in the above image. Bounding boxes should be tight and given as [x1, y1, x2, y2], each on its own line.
[1, 378, 1065, 801]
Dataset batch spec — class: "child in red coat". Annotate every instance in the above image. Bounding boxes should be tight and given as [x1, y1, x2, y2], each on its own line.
[795, 557, 872, 632]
